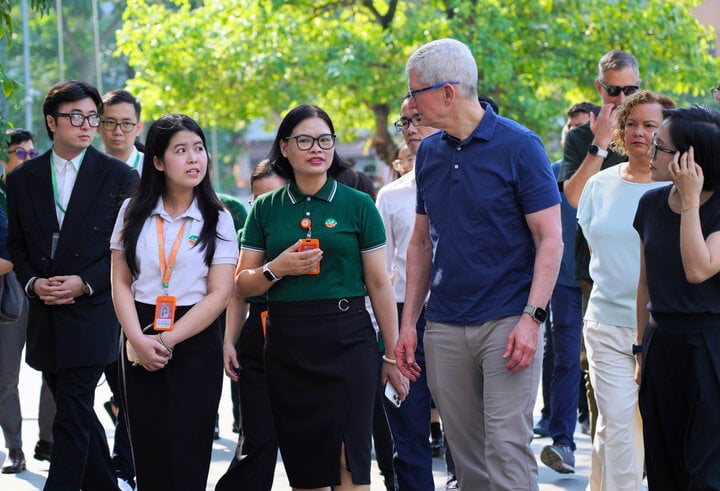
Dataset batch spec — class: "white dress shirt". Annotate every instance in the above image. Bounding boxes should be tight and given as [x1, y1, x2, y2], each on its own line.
[52, 149, 83, 227]
[375, 170, 417, 303]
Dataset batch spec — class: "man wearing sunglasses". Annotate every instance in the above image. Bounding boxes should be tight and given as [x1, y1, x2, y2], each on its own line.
[559, 49, 640, 208]
[6, 81, 138, 490]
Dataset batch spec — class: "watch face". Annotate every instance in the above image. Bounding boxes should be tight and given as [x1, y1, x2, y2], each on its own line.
[588, 144, 599, 155]
[535, 308, 548, 323]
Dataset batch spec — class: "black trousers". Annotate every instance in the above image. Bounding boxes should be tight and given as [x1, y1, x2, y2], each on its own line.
[640, 317, 720, 490]
[216, 303, 278, 491]
[122, 303, 223, 491]
[44, 366, 117, 491]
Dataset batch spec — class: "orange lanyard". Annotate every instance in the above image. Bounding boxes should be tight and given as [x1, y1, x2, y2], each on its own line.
[156, 216, 190, 291]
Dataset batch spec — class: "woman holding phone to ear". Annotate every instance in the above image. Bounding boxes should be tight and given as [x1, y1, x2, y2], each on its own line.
[236, 104, 407, 491]
[634, 105, 720, 490]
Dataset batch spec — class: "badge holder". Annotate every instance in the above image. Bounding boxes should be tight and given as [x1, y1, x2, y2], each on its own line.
[153, 295, 177, 331]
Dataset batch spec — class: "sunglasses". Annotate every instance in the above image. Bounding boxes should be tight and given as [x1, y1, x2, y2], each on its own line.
[10, 148, 39, 160]
[597, 80, 639, 97]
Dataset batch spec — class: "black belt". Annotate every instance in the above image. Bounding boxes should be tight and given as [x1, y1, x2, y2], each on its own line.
[269, 296, 365, 316]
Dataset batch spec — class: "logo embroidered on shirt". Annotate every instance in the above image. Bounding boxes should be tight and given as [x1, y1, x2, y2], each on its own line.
[188, 235, 199, 246]
[325, 218, 337, 228]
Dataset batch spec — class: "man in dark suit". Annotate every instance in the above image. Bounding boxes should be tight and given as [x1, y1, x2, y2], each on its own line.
[6, 81, 138, 490]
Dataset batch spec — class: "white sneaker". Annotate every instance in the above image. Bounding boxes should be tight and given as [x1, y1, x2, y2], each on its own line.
[117, 477, 134, 491]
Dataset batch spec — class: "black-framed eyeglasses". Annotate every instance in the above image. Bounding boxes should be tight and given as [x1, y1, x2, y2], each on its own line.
[9, 148, 39, 160]
[407, 81, 460, 100]
[393, 113, 422, 132]
[712, 87, 719, 98]
[101, 120, 138, 133]
[284, 134, 336, 151]
[650, 138, 676, 160]
[55, 112, 102, 128]
[597, 80, 639, 97]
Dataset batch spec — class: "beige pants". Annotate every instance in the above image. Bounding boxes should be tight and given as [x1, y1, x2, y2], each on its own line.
[584, 320, 644, 491]
[425, 316, 542, 491]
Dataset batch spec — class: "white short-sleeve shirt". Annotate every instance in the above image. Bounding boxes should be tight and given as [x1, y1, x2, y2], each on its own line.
[111, 197, 239, 305]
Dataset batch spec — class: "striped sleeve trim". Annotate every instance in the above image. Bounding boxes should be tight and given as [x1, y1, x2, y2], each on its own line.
[360, 242, 386, 254]
[241, 244, 265, 253]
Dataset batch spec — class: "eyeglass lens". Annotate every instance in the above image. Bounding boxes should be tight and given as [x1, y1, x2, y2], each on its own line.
[101, 120, 137, 132]
[58, 113, 101, 127]
[12, 148, 38, 159]
[290, 134, 335, 150]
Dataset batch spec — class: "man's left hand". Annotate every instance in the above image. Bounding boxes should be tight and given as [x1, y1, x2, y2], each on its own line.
[40, 275, 84, 305]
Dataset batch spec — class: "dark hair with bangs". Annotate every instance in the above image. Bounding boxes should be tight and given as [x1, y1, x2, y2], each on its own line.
[662, 106, 720, 191]
[267, 104, 350, 181]
[121, 114, 225, 276]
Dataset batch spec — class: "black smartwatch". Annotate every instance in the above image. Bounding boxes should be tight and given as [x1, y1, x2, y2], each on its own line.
[632, 344, 643, 355]
[588, 143, 608, 158]
[262, 263, 280, 282]
[523, 305, 548, 324]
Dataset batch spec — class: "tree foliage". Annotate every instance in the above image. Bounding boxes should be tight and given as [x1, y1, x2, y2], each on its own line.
[117, 0, 719, 162]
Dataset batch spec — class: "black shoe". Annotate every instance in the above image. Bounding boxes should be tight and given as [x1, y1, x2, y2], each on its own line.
[2, 448, 26, 474]
[33, 439, 53, 462]
[431, 435, 444, 457]
[533, 417, 550, 438]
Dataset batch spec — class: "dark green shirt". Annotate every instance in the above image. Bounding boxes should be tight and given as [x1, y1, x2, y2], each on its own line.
[242, 177, 386, 302]
[218, 192, 249, 233]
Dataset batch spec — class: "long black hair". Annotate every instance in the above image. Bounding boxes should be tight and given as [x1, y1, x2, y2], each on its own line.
[121, 114, 224, 276]
[267, 104, 350, 181]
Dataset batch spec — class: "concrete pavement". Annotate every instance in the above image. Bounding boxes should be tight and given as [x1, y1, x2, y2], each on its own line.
[0, 351, 590, 490]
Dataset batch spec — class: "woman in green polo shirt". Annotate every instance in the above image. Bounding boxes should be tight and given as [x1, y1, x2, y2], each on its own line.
[237, 104, 407, 491]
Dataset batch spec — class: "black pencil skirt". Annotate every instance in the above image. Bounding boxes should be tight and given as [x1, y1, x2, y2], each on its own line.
[265, 296, 379, 488]
[121, 302, 223, 491]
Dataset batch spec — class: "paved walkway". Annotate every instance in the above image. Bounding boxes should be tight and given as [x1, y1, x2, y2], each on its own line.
[0, 352, 590, 490]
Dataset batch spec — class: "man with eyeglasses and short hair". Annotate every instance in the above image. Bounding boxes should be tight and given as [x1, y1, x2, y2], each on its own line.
[395, 38, 562, 491]
[6, 80, 138, 489]
[100, 89, 145, 174]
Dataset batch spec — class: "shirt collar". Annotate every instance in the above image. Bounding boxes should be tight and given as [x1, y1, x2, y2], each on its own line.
[441, 101, 497, 145]
[52, 148, 85, 172]
[152, 196, 203, 221]
[287, 177, 338, 204]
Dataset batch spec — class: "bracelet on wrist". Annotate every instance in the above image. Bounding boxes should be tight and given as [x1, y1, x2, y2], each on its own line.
[157, 332, 174, 359]
[382, 354, 397, 365]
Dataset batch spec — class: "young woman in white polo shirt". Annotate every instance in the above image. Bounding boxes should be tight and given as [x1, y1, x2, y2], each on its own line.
[110, 114, 238, 491]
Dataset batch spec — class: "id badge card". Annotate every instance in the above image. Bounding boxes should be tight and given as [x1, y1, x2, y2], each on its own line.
[154, 295, 177, 331]
[260, 310, 268, 338]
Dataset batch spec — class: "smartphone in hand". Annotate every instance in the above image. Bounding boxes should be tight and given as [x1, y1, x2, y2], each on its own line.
[299, 238, 320, 274]
[384, 382, 402, 408]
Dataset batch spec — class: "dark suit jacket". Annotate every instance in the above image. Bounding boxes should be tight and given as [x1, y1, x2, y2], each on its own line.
[7, 145, 139, 371]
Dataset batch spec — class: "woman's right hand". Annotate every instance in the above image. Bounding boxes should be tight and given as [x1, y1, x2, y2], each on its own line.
[270, 239, 323, 277]
[224, 342, 240, 382]
[130, 336, 171, 372]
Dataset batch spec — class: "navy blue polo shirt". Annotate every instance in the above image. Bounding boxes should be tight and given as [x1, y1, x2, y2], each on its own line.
[415, 104, 560, 326]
